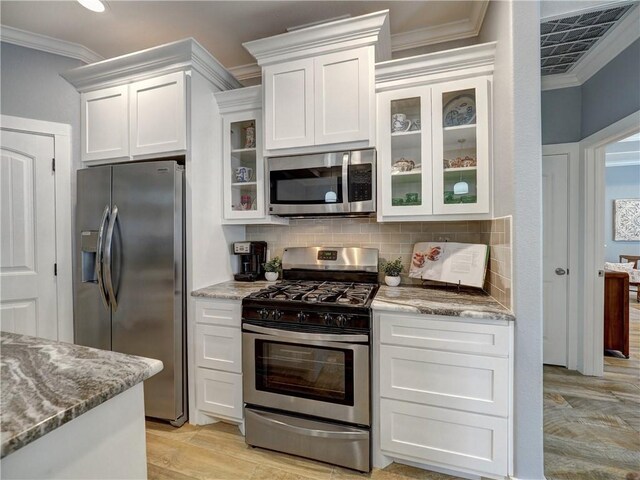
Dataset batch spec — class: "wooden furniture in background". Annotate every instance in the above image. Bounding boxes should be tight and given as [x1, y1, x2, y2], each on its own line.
[619, 255, 640, 302]
[604, 270, 629, 358]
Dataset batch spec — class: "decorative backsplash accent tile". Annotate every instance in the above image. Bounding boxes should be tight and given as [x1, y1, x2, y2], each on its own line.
[246, 216, 512, 310]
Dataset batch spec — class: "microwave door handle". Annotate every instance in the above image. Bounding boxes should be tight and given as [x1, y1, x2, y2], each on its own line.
[342, 152, 350, 210]
[242, 323, 368, 343]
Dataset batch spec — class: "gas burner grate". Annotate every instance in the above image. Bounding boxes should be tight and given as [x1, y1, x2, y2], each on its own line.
[540, 4, 634, 76]
[248, 281, 376, 307]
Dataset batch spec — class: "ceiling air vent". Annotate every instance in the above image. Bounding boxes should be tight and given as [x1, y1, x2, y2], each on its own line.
[540, 3, 635, 76]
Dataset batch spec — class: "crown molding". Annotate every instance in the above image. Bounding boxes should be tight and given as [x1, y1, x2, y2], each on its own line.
[376, 41, 496, 91]
[227, 63, 262, 82]
[541, 4, 639, 91]
[0, 25, 103, 64]
[61, 38, 241, 92]
[243, 10, 390, 66]
[390, 1, 488, 52]
[214, 85, 261, 114]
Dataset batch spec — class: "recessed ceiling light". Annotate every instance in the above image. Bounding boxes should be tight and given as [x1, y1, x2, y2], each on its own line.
[78, 0, 105, 13]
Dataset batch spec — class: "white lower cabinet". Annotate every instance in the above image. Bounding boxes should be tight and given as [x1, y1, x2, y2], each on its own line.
[194, 298, 244, 424]
[375, 311, 513, 479]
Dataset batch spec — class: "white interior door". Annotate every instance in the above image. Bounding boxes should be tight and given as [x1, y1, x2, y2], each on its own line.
[542, 154, 569, 366]
[1, 129, 58, 340]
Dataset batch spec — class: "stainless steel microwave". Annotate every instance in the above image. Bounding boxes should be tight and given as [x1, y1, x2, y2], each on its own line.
[268, 149, 376, 216]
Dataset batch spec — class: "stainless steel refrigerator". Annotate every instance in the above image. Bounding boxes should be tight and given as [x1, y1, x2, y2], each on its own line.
[75, 160, 186, 426]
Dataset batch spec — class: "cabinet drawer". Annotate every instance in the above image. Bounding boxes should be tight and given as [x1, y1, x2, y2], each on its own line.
[195, 300, 241, 327]
[196, 369, 243, 421]
[380, 398, 507, 477]
[195, 323, 242, 373]
[380, 345, 508, 416]
[378, 313, 510, 356]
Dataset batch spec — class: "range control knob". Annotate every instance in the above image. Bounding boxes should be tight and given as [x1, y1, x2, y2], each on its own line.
[335, 315, 347, 327]
[297, 312, 308, 323]
[258, 309, 270, 320]
[272, 310, 283, 321]
[322, 313, 333, 326]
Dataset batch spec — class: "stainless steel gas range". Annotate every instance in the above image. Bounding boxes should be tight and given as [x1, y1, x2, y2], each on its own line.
[241, 246, 379, 472]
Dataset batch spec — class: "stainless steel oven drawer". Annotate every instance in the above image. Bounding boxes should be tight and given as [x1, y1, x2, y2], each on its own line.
[245, 407, 370, 472]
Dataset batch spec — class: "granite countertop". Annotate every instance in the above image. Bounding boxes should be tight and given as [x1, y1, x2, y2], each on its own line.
[0, 332, 163, 458]
[191, 280, 514, 322]
[372, 285, 515, 321]
[191, 280, 273, 300]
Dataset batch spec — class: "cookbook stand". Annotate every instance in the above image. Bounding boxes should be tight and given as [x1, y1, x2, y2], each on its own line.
[419, 278, 487, 295]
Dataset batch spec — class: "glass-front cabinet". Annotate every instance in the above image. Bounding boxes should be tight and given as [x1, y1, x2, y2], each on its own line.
[378, 87, 432, 217]
[432, 77, 490, 215]
[223, 112, 264, 220]
[377, 77, 491, 218]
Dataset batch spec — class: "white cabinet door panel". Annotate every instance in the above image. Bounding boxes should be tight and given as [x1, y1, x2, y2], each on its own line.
[314, 48, 370, 145]
[195, 323, 242, 373]
[196, 369, 243, 420]
[195, 299, 241, 328]
[264, 59, 314, 150]
[380, 399, 507, 477]
[130, 72, 186, 156]
[380, 345, 508, 416]
[378, 312, 510, 356]
[81, 86, 129, 162]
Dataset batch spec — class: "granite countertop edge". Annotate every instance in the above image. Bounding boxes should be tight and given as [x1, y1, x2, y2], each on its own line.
[191, 280, 515, 322]
[1, 333, 163, 458]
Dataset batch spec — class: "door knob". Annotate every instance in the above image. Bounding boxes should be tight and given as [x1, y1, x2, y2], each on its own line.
[555, 268, 567, 276]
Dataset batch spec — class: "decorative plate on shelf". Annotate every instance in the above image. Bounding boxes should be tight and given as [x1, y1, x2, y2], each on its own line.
[391, 120, 412, 133]
[443, 95, 476, 127]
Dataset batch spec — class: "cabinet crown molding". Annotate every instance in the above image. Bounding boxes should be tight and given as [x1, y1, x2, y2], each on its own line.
[243, 10, 391, 66]
[61, 38, 241, 92]
[375, 42, 496, 91]
[214, 85, 262, 114]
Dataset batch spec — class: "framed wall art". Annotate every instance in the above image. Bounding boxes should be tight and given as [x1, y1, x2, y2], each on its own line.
[614, 199, 640, 241]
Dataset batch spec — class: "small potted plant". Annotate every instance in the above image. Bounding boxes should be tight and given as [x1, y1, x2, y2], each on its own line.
[380, 257, 404, 287]
[263, 257, 282, 281]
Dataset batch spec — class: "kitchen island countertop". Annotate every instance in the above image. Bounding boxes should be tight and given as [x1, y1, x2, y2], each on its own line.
[372, 285, 514, 321]
[0, 332, 163, 458]
[191, 280, 514, 322]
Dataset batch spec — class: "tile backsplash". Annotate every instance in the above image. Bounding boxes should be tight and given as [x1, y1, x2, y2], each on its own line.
[246, 216, 512, 310]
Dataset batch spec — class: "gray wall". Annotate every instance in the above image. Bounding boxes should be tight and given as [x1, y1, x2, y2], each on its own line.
[541, 86, 582, 144]
[582, 39, 640, 139]
[541, 39, 640, 144]
[605, 165, 640, 262]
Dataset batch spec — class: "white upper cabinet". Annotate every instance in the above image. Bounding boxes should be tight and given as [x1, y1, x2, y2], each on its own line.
[375, 42, 496, 221]
[244, 10, 390, 155]
[264, 58, 314, 150]
[314, 48, 371, 146]
[63, 39, 242, 165]
[81, 85, 129, 162]
[129, 72, 186, 157]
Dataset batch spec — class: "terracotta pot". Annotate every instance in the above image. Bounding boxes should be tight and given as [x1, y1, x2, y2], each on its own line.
[385, 275, 401, 287]
[265, 271, 279, 281]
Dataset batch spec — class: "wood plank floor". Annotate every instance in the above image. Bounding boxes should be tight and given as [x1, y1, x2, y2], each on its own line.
[544, 300, 640, 480]
[145, 420, 463, 480]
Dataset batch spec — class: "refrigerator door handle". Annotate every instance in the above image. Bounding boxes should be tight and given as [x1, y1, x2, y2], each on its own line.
[95, 205, 111, 311]
[104, 204, 119, 313]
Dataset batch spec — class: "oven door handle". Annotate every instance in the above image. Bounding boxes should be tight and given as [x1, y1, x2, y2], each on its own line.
[242, 324, 368, 343]
[248, 409, 369, 440]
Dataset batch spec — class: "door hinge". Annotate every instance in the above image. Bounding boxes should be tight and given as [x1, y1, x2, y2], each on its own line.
[52, 158, 56, 172]
[54, 263, 57, 276]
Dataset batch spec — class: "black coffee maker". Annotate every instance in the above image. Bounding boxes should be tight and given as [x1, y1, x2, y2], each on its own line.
[233, 241, 268, 281]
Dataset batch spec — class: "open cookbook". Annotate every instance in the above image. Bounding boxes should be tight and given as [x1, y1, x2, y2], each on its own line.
[409, 242, 490, 288]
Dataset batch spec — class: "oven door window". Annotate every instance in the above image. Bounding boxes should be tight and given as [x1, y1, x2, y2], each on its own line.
[270, 167, 343, 205]
[255, 340, 354, 405]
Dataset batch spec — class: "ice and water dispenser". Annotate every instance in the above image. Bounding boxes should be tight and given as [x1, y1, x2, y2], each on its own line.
[80, 230, 99, 283]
